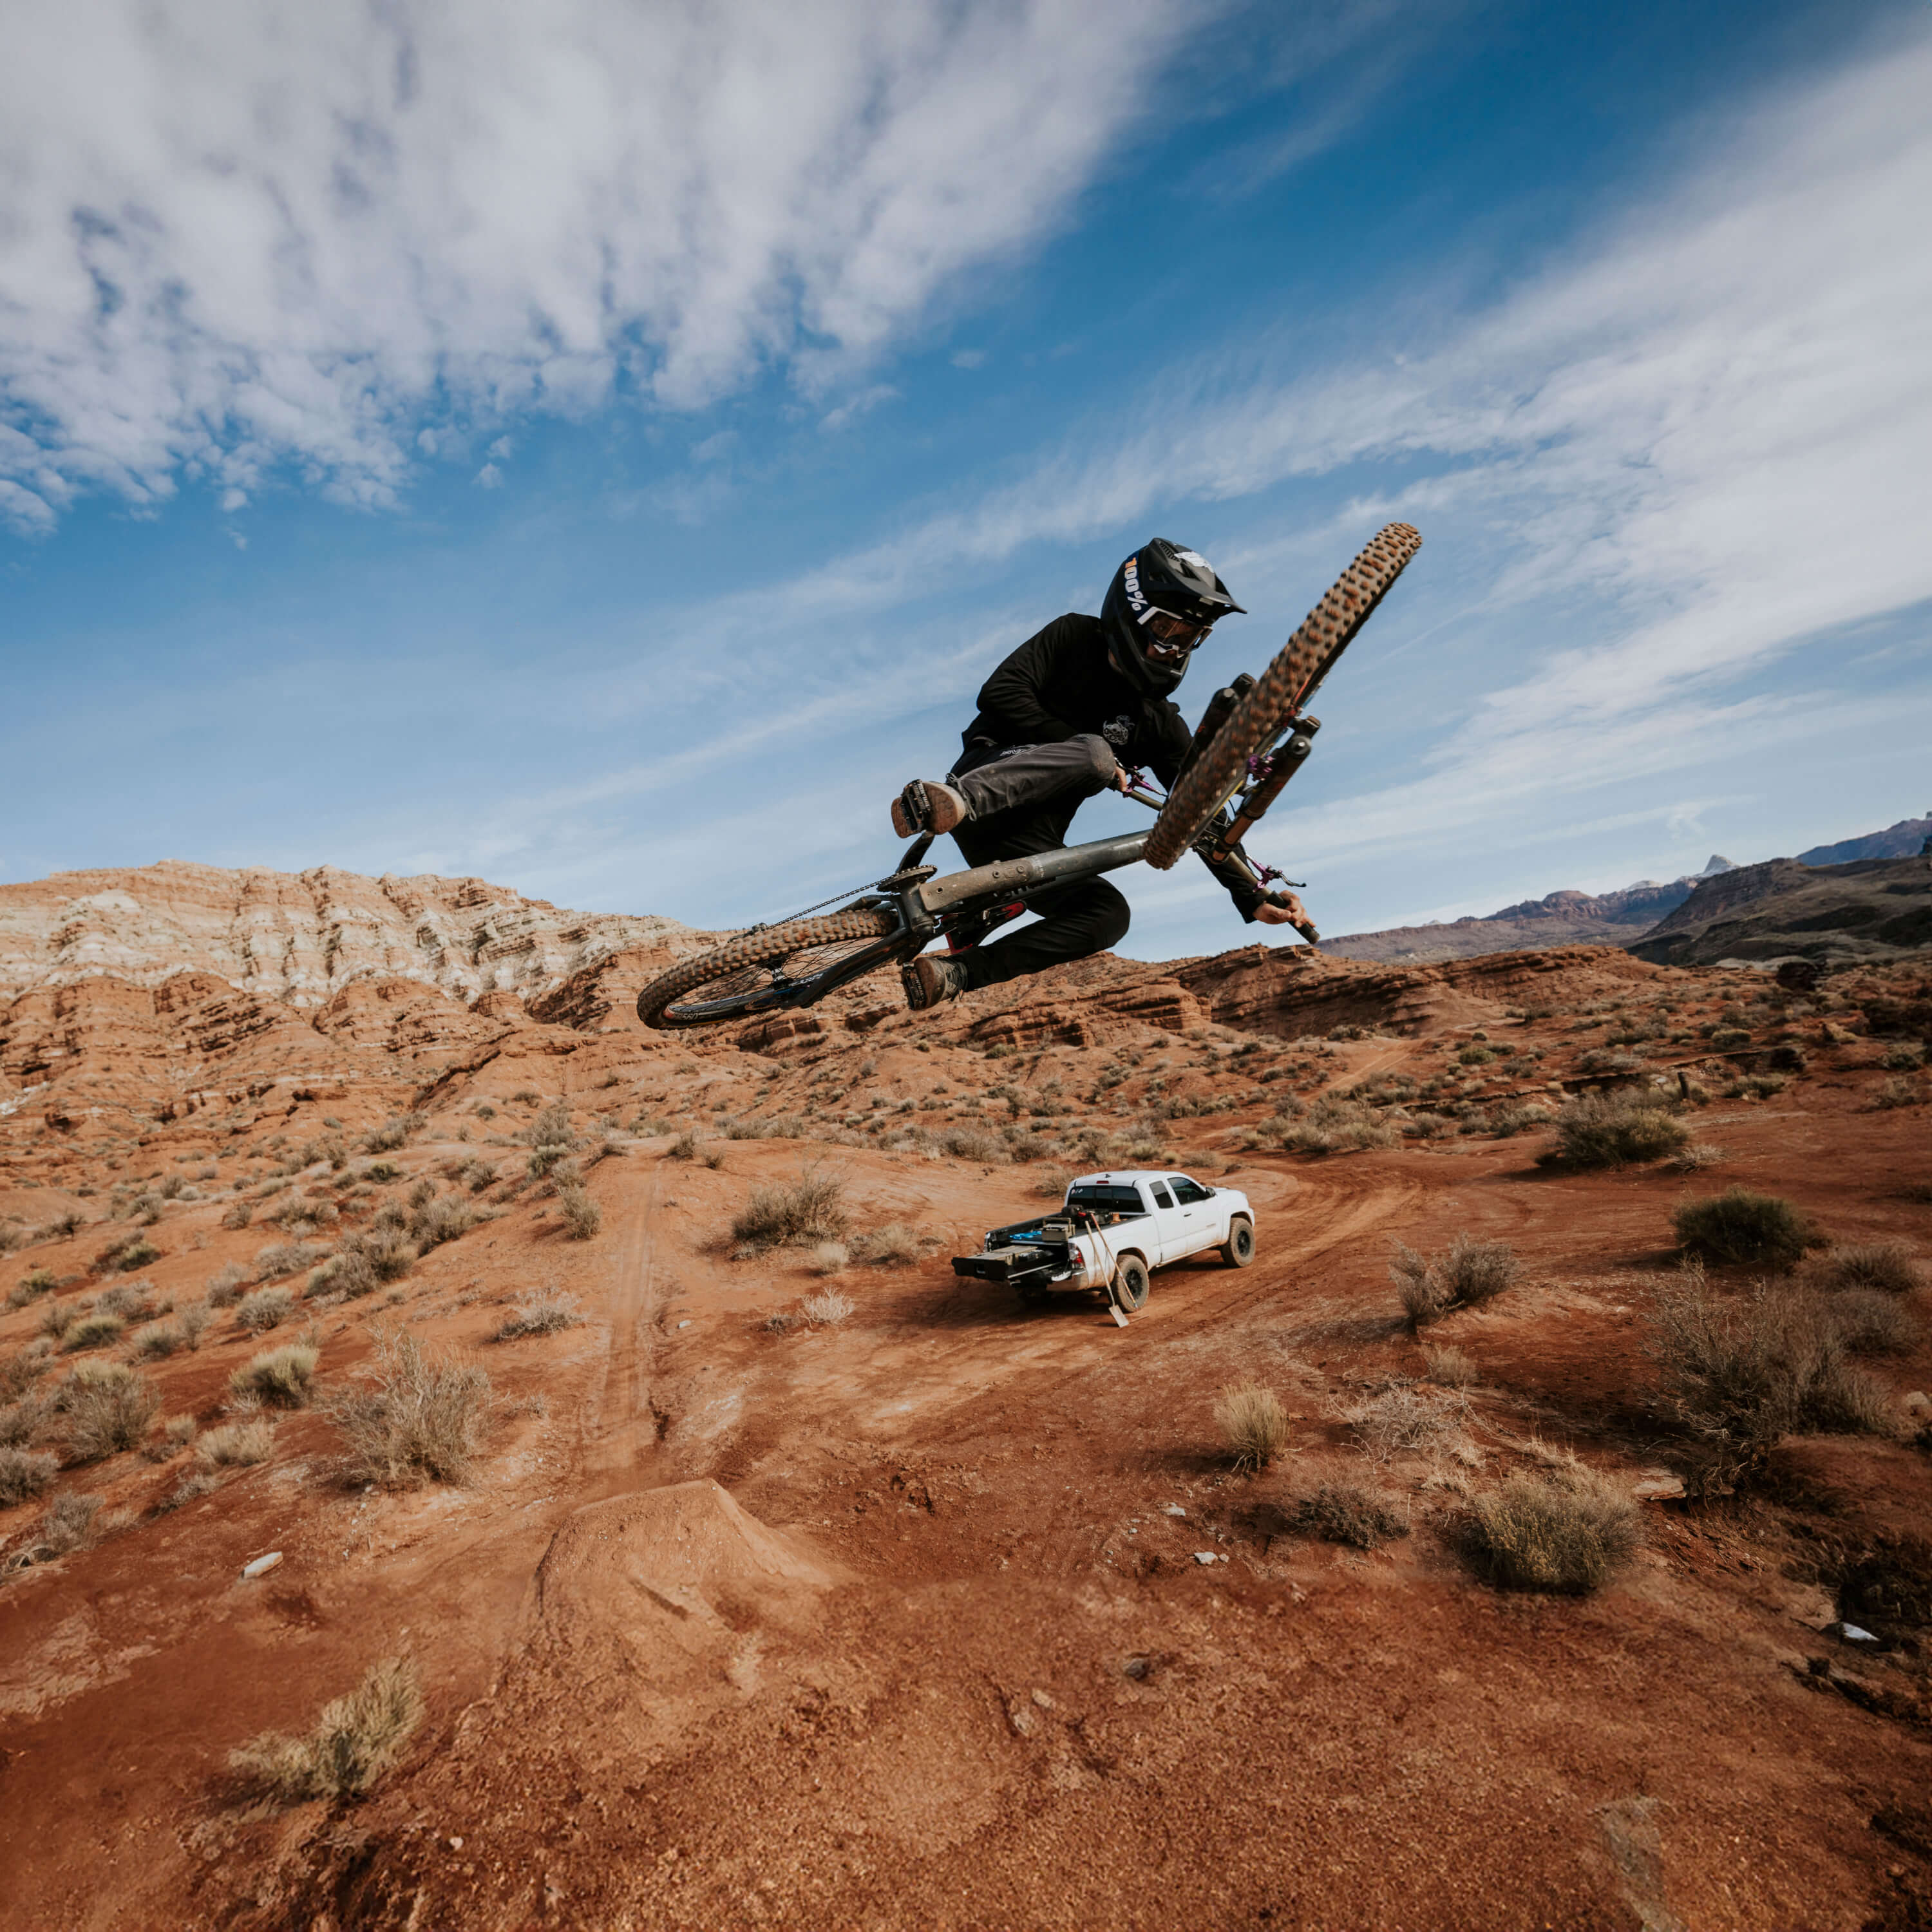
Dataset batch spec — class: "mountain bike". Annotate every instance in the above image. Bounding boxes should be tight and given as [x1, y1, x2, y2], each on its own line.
[636, 523, 1422, 1030]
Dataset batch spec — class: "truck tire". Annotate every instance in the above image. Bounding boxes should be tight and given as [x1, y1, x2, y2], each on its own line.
[1113, 1255, 1151, 1312]
[1220, 1218, 1255, 1268]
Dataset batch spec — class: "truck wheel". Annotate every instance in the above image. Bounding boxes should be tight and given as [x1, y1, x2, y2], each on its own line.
[1113, 1256, 1151, 1312]
[1221, 1218, 1255, 1268]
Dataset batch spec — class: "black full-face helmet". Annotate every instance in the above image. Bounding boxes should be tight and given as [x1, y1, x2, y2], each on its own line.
[1101, 538, 1244, 695]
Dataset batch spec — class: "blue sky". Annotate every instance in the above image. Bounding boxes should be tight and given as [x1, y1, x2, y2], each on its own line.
[4, 0, 1928, 959]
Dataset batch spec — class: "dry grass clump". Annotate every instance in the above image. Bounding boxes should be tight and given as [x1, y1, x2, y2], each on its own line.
[231, 1343, 319, 1408]
[38, 1300, 79, 1342]
[319, 1229, 417, 1301]
[851, 1223, 921, 1267]
[1347, 1385, 1477, 1465]
[1539, 1092, 1689, 1170]
[1421, 1343, 1477, 1387]
[61, 1312, 126, 1353]
[1649, 1267, 1893, 1491]
[800, 1289, 855, 1326]
[1456, 1465, 1639, 1594]
[556, 1184, 601, 1240]
[1667, 1142, 1726, 1173]
[1213, 1381, 1288, 1472]
[254, 1240, 329, 1283]
[228, 1656, 424, 1806]
[491, 1296, 581, 1341]
[942, 1128, 1009, 1164]
[667, 1132, 701, 1162]
[58, 1362, 160, 1461]
[132, 1303, 210, 1358]
[1276, 1097, 1397, 1155]
[1804, 1241, 1922, 1296]
[30, 1490, 102, 1557]
[197, 1420, 277, 1467]
[1826, 1291, 1919, 1358]
[361, 1113, 424, 1154]
[1389, 1234, 1520, 1329]
[234, 1285, 295, 1334]
[1032, 1167, 1075, 1200]
[1291, 1482, 1410, 1549]
[808, 1241, 849, 1275]
[332, 1332, 491, 1489]
[5, 1269, 57, 1310]
[0, 1446, 59, 1508]
[731, 1168, 848, 1255]
[410, 1195, 478, 1250]
[1673, 1188, 1819, 1271]
[205, 1262, 251, 1309]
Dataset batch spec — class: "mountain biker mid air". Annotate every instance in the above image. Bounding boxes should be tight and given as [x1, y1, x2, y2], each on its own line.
[891, 539, 1311, 1011]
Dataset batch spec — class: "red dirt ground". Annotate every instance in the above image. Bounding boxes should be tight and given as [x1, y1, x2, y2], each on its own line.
[1, 943, 1928, 1929]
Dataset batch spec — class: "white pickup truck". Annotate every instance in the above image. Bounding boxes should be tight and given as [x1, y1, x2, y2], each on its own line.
[952, 1170, 1255, 1312]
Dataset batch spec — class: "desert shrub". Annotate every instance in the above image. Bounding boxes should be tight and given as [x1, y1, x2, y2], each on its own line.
[808, 1241, 849, 1275]
[731, 1169, 848, 1253]
[0, 1446, 59, 1508]
[361, 1113, 424, 1154]
[1388, 1235, 1519, 1329]
[95, 1281, 154, 1320]
[1667, 1142, 1726, 1173]
[800, 1289, 855, 1326]
[332, 1331, 491, 1488]
[1347, 1385, 1477, 1464]
[336, 1229, 416, 1293]
[0, 1393, 48, 1447]
[1673, 1188, 1818, 1271]
[6, 1269, 57, 1310]
[1032, 1167, 1075, 1200]
[363, 1159, 402, 1182]
[1277, 1097, 1396, 1155]
[228, 1656, 424, 1806]
[667, 1132, 701, 1162]
[37, 1299, 78, 1341]
[1649, 1269, 1892, 1490]
[61, 1312, 126, 1353]
[455, 1158, 498, 1193]
[491, 1296, 581, 1341]
[556, 1185, 601, 1241]
[160, 1414, 198, 1452]
[1804, 1242, 1922, 1295]
[851, 1223, 921, 1267]
[234, 1286, 295, 1334]
[1422, 1343, 1477, 1387]
[59, 1363, 160, 1459]
[104, 1238, 160, 1273]
[1456, 1466, 1639, 1594]
[197, 1419, 277, 1466]
[942, 1128, 1007, 1164]
[1540, 1092, 1689, 1170]
[254, 1240, 328, 1283]
[131, 1317, 189, 1359]
[1291, 1482, 1410, 1549]
[410, 1195, 477, 1250]
[32, 1490, 102, 1556]
[1214, 1381, 1287, 1472]
[205, 1262, 251, 1308]
[1826, 1291, 1918, 1358]
[231, 1343, 319, 1408]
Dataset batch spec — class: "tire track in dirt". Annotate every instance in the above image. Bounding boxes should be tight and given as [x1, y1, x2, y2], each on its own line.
[582, 1159, 666, 1490]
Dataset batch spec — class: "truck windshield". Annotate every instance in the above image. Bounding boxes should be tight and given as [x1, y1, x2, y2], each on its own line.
[1066, 1185, 1143, 1213]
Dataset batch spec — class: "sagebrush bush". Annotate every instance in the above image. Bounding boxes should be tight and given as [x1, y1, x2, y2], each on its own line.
[667, 1132, 701, 1162]
[1673, 1188, 1819, 1270]
[0, 1445, 59, 1508]
[1540, 1092, 1689, 1170]
[808, 1241, 849, 1275]
[1347, 1385, 1476, 1464]
[33, 1490, 102, 1556]
[1032, 1167, 1075, 1200]
[1804, 1241, 1922, 1295]
[1276, 1097, 1397, 1156]
[491, 1296, 580, 1341]
[234, 1286, 295, 1334]
[205, 1262, 251, 1308]
[1649, 1268, 1892, 1490]
[1457, 1466, 1639, 1594]
[197, 1419, 276, 1467]
[1422, 1343, 1477, 1387]
[229, 1656, 424, 1806]
[410, 1195, 478, 1250]
[731, 1169, 848, 1253]
[361, 1113, 423, 1154]
[254, 1240, 328, 1283]
[851, 1223, 920, 1266]
[1389, 1234, 1519, 1329]
[556, 1184, 601, 1240]
[61, 1312, 125, 1353]
[1213, 1381, 1288, 1472]
[942, 1128, 1007, 1164]
[1291, 1482, 1410, 1549]
[59, 1363, 159, 1460]
[800, 1289, 855, 1325]
[231, 1343, 319, 1408]
[333, 1331, 491, 1488]
[6, 1269, 57, 1310]
[1827, 1290, 1918, 1358]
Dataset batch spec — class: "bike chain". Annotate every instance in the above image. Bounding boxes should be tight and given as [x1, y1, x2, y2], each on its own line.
[742, 865, 936, 936]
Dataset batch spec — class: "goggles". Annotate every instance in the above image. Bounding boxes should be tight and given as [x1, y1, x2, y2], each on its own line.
[1141, 609, 1213, 661]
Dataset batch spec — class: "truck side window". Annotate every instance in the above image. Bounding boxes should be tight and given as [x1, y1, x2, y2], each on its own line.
[1170, 1177, 1211, 1204]
[1149, 1182, 1175, 1209]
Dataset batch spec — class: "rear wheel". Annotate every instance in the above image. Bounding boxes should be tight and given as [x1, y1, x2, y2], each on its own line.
[636, 907, 903, 1029]
[1145, 524, 1422, 869]
[1221, 1218, 1255, 1268]
[1113, 1255, 1151, 1312]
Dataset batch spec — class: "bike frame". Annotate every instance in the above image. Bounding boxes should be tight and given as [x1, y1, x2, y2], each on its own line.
[732, 709, 1321, 1021]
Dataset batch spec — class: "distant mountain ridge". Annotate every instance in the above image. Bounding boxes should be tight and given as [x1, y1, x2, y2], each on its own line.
[1322, 815, 1931, 965]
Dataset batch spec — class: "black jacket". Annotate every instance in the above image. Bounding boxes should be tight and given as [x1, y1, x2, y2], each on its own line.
[963, 613, 1268, 921]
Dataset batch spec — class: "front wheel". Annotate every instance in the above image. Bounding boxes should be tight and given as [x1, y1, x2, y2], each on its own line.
[1112, 1255, 1151, 1312]
[1221, 1218, 1255, 1268]
[1145, 523, 1422, 869]
[636, 907, 904, 1029]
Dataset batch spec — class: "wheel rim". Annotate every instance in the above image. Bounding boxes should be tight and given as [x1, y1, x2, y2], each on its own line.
[657, 929, 896, 1025]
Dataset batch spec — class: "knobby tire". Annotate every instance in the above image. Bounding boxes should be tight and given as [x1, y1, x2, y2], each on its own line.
[1144, 523, 1422, 870]
[636, 906, 903, 1030]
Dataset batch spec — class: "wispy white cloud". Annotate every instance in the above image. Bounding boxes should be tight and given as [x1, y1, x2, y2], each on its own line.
[0, 0, 1218, 530]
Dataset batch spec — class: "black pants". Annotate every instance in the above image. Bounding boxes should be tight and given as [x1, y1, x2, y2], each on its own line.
[946, 735, 1132, 991]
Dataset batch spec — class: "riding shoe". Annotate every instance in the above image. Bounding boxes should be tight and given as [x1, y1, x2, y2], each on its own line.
[891, 779, 969, 839]
[902, 953, 969, 1011]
